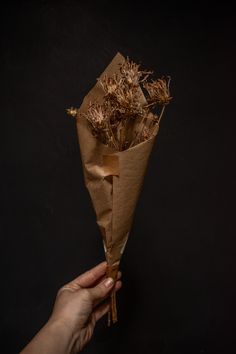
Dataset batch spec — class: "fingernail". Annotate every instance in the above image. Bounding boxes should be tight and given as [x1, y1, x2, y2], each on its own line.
[104, 277, 114, 288]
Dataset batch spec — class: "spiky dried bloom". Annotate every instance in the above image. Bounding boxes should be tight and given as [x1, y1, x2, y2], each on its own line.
[119, 58, 152, 86]
[86, 103, 107, 130]
[67, 107, 79, 117]
[144, 77, 172, 106]
[98, 72, 143, 116]
[68, 57, 172, 151]
[99, 74, 123, 96]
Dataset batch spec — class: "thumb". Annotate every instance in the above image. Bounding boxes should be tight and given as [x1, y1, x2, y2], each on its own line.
[87, 277, 114, 302]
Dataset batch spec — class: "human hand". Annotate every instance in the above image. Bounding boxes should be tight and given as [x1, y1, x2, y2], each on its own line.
[48, 261, 122, 352]
[20, 261, 122, 354]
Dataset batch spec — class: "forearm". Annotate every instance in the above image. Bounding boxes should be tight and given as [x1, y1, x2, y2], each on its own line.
[20, 319, 76, 354]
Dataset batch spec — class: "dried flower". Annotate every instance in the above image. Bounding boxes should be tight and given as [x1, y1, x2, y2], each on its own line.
[99, 68, 144, 116]
[69, 58, 172, 151]
[120, 58, 152, 86]
[143, 77, 172, 106]
[114, 85, 143, 114]
[66, 107, 78, 117]
[85, 103, 108, 131]
[98, 74, 123, 96]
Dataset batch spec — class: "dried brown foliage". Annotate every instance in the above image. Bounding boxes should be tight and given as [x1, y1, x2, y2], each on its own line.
[68, 58, 172, 151]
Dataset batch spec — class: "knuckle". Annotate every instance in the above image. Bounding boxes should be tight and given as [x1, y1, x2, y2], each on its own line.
[56, 285, 71, 297]
[57, 287, 65, 296]
[96, 284, 106, 297]
[79, 288, 92, 301]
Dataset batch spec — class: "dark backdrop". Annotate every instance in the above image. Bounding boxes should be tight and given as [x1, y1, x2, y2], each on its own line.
[1, 1, 236, 353]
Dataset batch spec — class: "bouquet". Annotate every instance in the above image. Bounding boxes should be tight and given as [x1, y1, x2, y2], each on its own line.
[67, 52, 172, 326]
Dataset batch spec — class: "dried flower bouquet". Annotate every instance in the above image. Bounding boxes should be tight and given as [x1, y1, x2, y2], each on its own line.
[67, 52, 171, 326]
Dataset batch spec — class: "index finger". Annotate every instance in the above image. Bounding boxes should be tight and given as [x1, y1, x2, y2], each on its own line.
[68, 261, 107, 288]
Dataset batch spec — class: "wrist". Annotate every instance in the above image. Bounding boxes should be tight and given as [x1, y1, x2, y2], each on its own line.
[44, 318, 77, 354]
[20, 318, 78, 354]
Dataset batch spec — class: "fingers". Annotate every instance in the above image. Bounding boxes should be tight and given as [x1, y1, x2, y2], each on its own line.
[93, 301, 110, 322]
[88, 277, 114, 302]
[86, 276, 123, 303]
[89, 277, 122, 304]
[61, 261, 122, 297]
[93, 280, 122, 322]
[93, 270, 122, 288]
[93, 273, 122, 307]
[67, 261, 107, 288]
[113, 280, 122, 292]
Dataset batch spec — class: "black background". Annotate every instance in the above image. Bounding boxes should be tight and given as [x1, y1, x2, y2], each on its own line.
[1, 1, 236, 353]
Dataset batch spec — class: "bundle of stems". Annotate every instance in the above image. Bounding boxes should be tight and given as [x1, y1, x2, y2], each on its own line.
[67, 58, 172, 151]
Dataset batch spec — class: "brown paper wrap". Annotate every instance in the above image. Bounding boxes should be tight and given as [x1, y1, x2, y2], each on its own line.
[76, 52, 159, 325]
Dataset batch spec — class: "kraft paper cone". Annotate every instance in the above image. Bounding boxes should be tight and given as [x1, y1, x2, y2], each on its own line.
[76, 52, 159, 325]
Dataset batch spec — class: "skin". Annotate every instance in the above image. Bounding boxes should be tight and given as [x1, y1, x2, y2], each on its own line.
[20, 261, 122, 354]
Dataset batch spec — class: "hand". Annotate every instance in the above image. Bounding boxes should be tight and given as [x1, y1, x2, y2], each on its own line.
[20, 262, 122, 354]
[50, 261, 122, 352]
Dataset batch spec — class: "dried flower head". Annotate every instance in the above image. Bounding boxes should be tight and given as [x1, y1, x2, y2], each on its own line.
[98, 74, 123, 97]
[143, 77, 172, 106]
[120, 58, 152, 86]
[85, 103, 108, 130]
[114, 86, 143, 115]
[99, 68, 144, 116]
[66, 107, 78, 117]
[120, 59, 141, 86]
